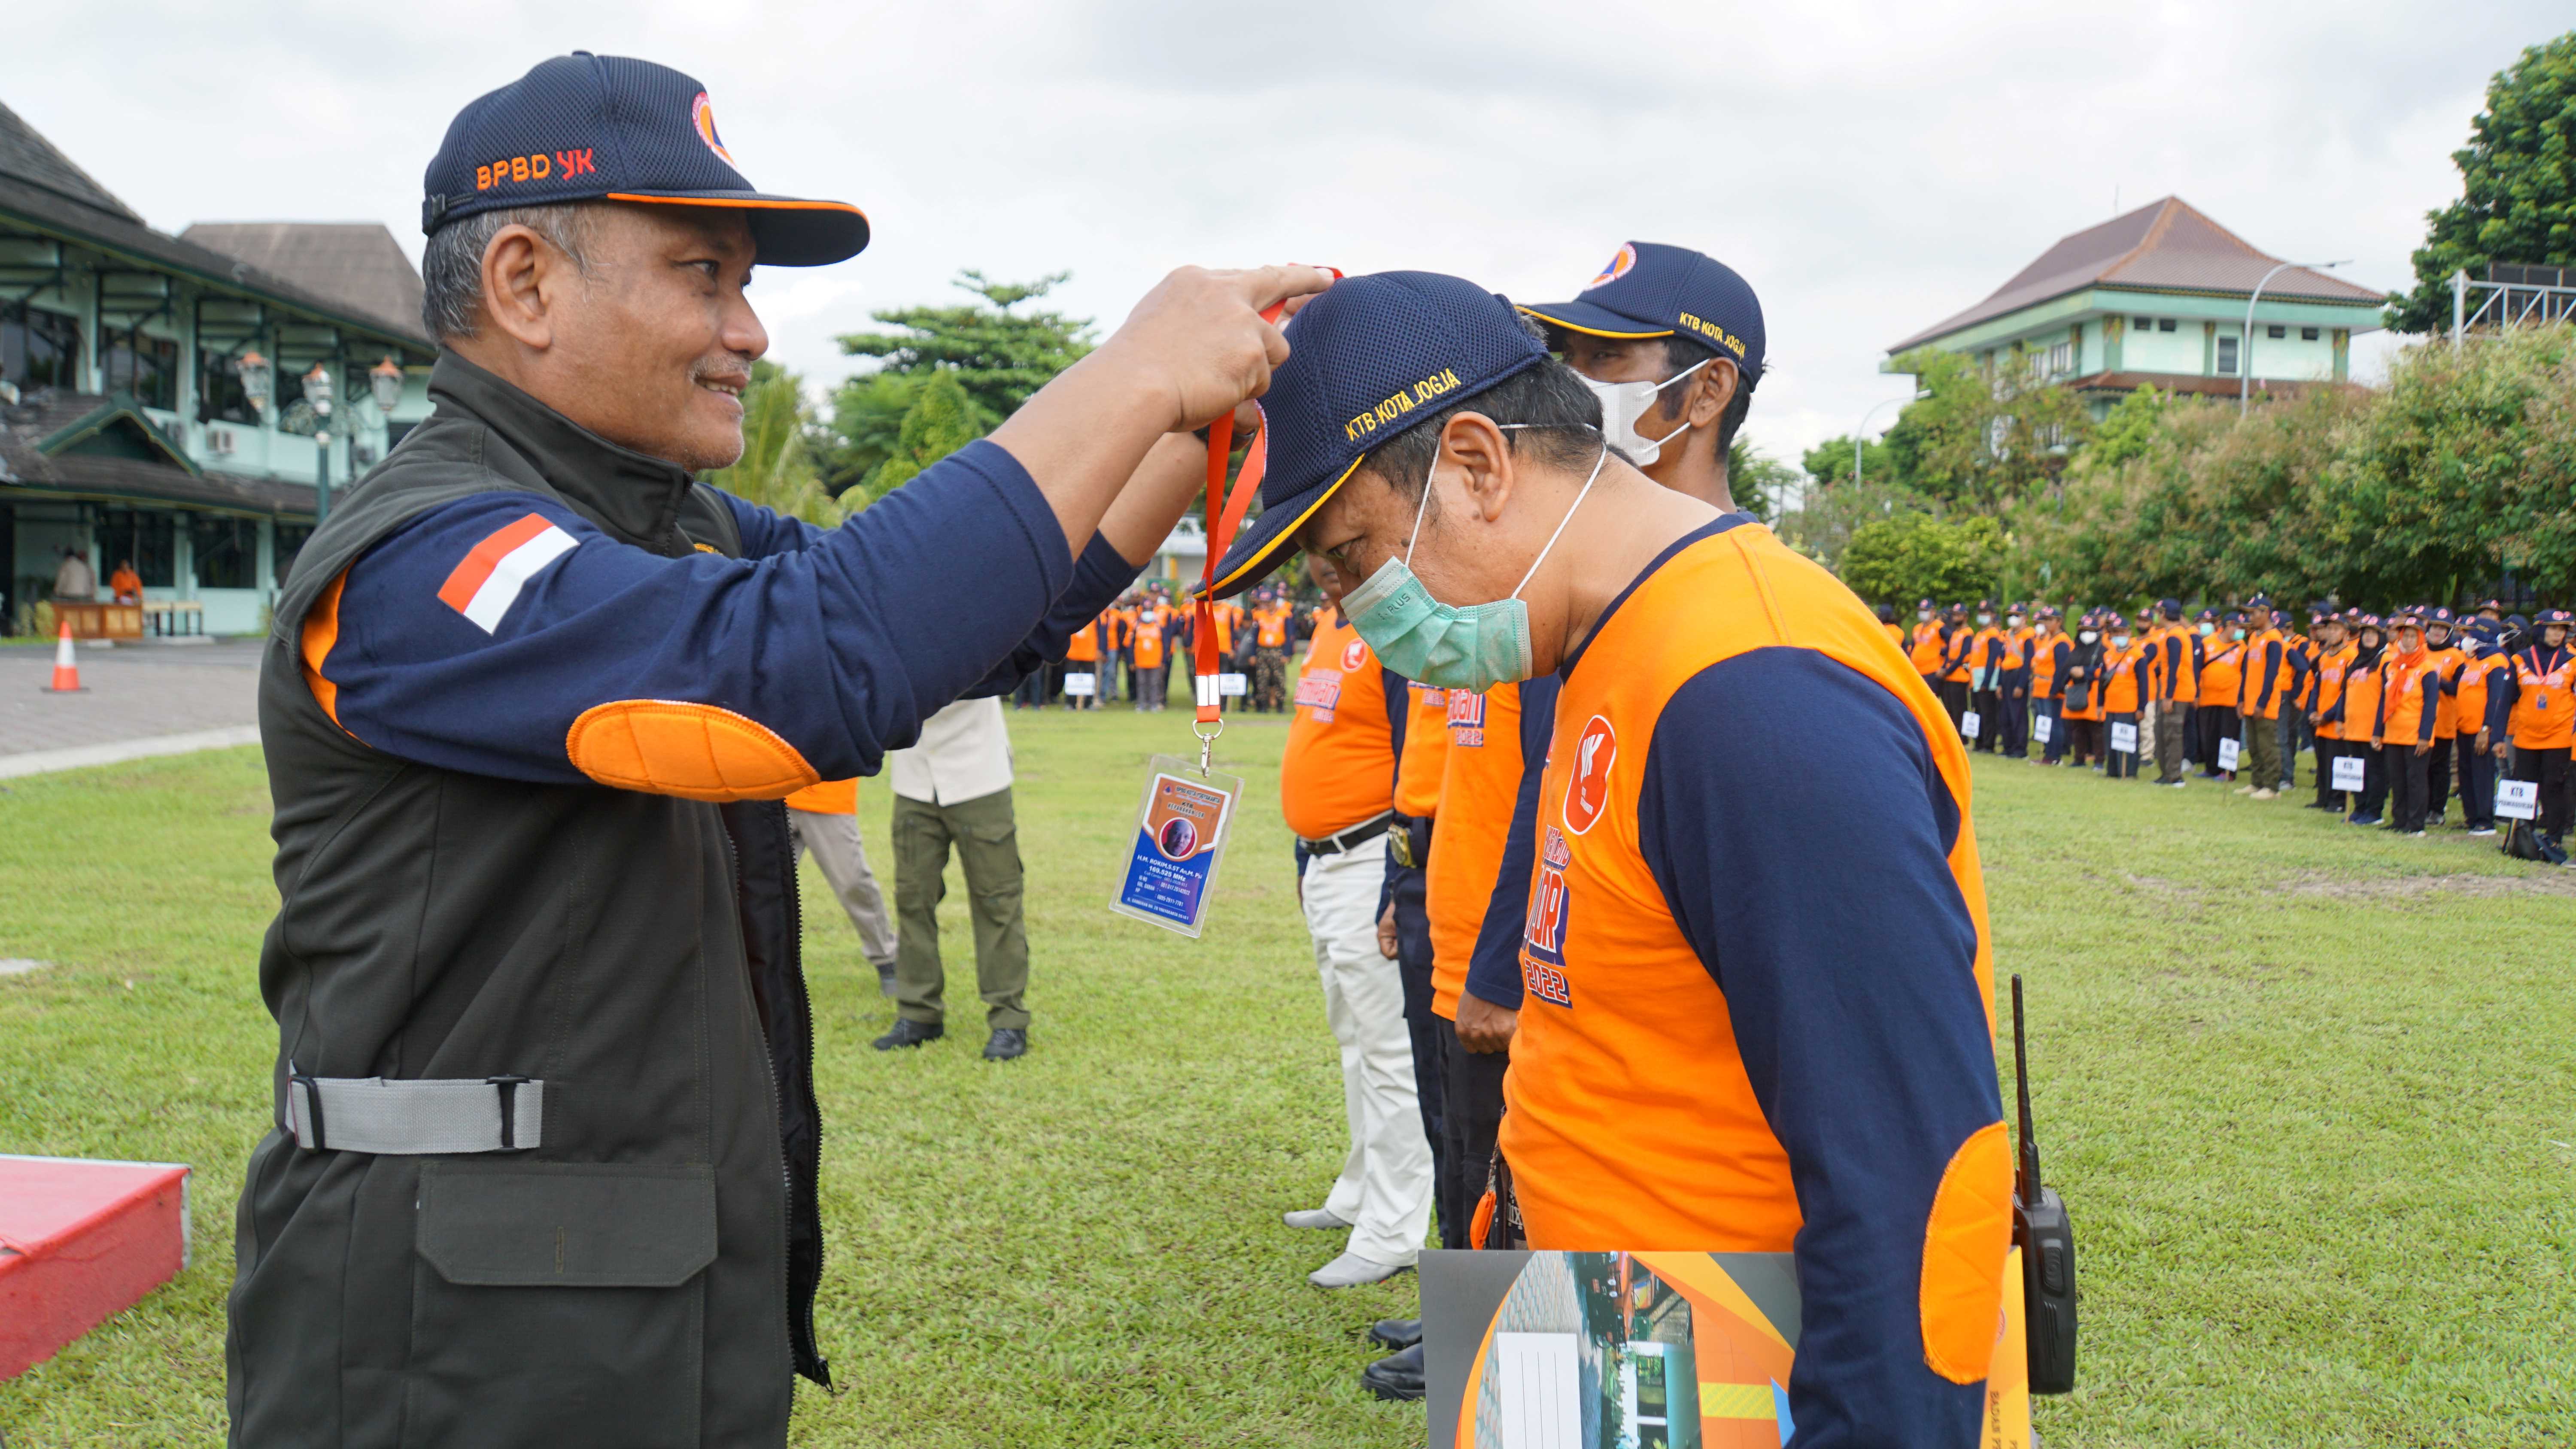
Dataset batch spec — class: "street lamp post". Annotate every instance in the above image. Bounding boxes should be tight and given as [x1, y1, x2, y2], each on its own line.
[303, 363, 336, 521]
[1854, 391, 1929, 487]
[2240, 259, 2348, 414]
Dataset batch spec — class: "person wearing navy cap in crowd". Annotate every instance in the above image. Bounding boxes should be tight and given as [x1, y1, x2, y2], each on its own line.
[225, 51, 1332, 1448]
[1519, 241, 1763, 514]
[1204, 271, 2012, 1444]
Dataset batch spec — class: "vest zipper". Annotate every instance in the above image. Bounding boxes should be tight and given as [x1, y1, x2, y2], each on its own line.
[717, 820, 814, 1391]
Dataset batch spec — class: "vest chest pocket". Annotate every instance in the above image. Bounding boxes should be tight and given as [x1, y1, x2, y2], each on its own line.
[404, 1161, 716, 1449]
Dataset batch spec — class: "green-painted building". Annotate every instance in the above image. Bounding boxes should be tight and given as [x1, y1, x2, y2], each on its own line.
[1, 99, 437, 636]
[1885, 197, 2384, 419]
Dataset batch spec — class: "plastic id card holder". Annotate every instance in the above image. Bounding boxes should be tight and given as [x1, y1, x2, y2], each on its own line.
[1110, 755, 1244, 938]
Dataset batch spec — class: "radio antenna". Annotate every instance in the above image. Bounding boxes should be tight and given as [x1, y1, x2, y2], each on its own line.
[2013, 973, 2041, 1201]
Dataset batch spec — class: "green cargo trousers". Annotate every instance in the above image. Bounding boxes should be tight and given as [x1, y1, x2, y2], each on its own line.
[891, 787, 1031, 1029]
[2242, 711, 2283, 789]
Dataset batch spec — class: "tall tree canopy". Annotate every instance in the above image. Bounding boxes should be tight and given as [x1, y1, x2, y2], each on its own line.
[2388, 31, 2576, 334]
[833, 269, 1096, 427]
[702, 361, 842, 526]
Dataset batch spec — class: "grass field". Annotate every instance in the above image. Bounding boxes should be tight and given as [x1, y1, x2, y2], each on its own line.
[3, 711, 2572, 1446]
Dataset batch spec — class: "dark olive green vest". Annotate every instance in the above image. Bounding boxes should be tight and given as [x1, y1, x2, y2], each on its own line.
[226, 355, 827, 1449]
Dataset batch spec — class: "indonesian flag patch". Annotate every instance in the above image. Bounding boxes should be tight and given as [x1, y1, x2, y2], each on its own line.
[437, 513, 577, 632]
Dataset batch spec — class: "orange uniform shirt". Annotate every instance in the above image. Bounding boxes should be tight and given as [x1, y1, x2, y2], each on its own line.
[1501, 520, 2008, 1427]
[2239, 628, 2290, 718]
[1394, 683, 1450, 819]
[2096, 641, 2148, 715]
[1909, 621, 1946, 676]
[1279, 612, 1396, 840]
[784, 778, 856, 813]
[2341, 651, 2382, 747]
[2312, 643, 2356, 740]
[1426, 683, 1525, 1020]
[1253, 602, 1292, 648]
[2426, 646, 2465, 739]
[2376, 649, 2439, 747]
[2504, 648, 2574, 749]
[2454, 652, 2501, 741]
[2029, 632, 2067, 700]
[1131, 604, 1171, 670]
[1065, 616, 1102, 663]
[2199, 639, 2245, 713]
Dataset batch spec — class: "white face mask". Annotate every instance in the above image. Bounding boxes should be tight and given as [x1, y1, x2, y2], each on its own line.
[2078, 630, 2099, 644]
[2006, 615, 2023, 627]
[1918, 609, 1932, 621]
[1577, 358, 1711, 467]
[1976, 613, 1993, 625]
[2111, 634, 2131, 649]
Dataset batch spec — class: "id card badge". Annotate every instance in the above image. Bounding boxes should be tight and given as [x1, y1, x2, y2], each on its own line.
[1110, 753, 1244, 938]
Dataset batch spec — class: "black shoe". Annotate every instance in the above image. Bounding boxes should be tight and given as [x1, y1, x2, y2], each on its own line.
[982, 1027, 1028, 1061]
[873, 1019, 943, 1051]
[1368, 1317, 1423, 1350]
[1361, 1343, 1425, 1402]
[874, 961, 896, 998]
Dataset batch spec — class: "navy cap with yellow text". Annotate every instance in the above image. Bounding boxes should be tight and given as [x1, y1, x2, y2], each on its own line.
[1521, 241, 1765, 384]
[422, 53, 868, 267]
[1202, 272, 1553, 600]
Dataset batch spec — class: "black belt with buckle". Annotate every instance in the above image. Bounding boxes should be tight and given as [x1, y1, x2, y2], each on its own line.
[1300, 812, 1394, 856]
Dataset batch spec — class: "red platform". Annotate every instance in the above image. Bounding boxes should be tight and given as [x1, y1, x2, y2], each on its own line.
[0, 1154, 191, 1379]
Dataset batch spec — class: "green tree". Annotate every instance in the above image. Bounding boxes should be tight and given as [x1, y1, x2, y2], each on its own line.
[1835, 512, 2005, 606]
[2084, 384, 2169, 470]
[1882, 348, 2093, 512]
[2388, 32, 2576, 335]
[701, 361, 843, 527]
[834, 270, 1096, 430]
[1801, 434, 1897, 489]
[1728, 439, 1802, 521]
[866, 372, 984, 499]
[814, 371, 921, 497]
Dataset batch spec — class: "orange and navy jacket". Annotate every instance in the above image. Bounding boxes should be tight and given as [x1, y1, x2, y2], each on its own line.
[2374, 646, 2439, 748]
[1279, 611, 1401, 841]
[295, 438, 1127, 796]
[2029, 631, 2069, 703]
[1425, 678, 1559, 1020]
[2199, 637, 2245, 713]
[1130, 603, 1171, 670]
[1065, 615, 1103, 664]
[1394, 683, 1450, 820]
[1941, 625, 1975, 684]
[2340, 648, 2382, 748]
[1908, 620, 1946, 677]
[1501, 517, 2008, 1439]
[1252, 601, 1292, 649]
[784, 777, 856, 813]
[2426, 644, 2466, 740]
[2312, 643, 2357, 740]
[2094, 640, 2149, 716]
[1883, 620, 1905, 649]
[1966, 626, 2005, 688]
[2453, 647, 2503, 742]
[2491, 643, 2575, 750]
[2239, 628, 2288, 718]
[1999, 624, 2034, 689]
[2151, 622, 2199, 704]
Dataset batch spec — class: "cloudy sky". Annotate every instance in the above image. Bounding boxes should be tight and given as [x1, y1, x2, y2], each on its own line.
[9, 2, 2566, 469]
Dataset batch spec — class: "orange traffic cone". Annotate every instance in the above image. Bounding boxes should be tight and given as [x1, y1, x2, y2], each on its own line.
[45, 618, 85, 693]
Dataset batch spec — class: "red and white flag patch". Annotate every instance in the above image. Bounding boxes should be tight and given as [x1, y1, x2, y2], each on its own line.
[437, 513, 577, 633]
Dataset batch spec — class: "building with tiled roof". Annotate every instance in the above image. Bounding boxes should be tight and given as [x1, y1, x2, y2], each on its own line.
[1886, 197, 2385, 416]
[2, 98, 435, 636]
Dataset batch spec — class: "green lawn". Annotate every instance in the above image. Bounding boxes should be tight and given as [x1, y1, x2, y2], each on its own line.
[2, 717, 2571, 1446]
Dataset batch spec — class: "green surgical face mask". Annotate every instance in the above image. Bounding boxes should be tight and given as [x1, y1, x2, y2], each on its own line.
[1343, 436, 1609, 690]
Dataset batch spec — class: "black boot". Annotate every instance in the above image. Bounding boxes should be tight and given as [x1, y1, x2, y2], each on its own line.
[1361, 1343, 1425, 1402]
[1368, 1318, 1423, 1350]
[873, 1018, 943, 1051]
[982, 1027, 1029, 1061]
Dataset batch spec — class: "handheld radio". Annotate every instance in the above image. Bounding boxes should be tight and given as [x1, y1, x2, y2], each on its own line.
[2011, 974, 2079, 1394]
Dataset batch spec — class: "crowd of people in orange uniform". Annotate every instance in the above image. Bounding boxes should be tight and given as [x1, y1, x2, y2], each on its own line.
[1017, 578, 1317, 714]
[1882, 595, 2575, 855]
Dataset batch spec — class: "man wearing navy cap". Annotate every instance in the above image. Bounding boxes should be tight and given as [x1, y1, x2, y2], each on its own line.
[1519, 241, 1762, 515]
[1205, 273, 2011, 1443]
[225, 52, 1329, 1447]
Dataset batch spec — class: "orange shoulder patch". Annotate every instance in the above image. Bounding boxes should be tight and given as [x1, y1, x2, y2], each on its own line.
[301, 572, 359, 740]
[1920, 1119, 2014, 1385]
[565, 700, 822, 802]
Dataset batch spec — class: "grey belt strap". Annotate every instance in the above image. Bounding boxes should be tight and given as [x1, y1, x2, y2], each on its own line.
[283, 1067, 543, 1154]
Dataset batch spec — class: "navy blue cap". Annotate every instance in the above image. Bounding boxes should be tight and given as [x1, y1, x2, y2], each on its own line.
[422, 53, 867, 267]
[1202, 272, 1552, 599]
[1519, 241, 1765, 384]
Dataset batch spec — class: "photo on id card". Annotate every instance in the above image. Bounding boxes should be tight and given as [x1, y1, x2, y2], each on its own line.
[1109, 754, 1243, 938]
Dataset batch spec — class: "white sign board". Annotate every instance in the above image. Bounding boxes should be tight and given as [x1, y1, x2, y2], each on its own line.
[2033, 713, 2054, 744]
[2331, 753, 2365, 791]
[2497, 779, 2540, 820]
[1063, 672, 1097, 697]
[1218, 673, 1249, 697]
[2109, 722, 2139, 755]
[1959, 710, 1982, 740]
[2217, 737, 2241, 773]
[1494, 1333, 1581, 1449]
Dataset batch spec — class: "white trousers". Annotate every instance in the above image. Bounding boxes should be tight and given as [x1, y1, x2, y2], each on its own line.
[1301, 840, 1433, 1265]
[788, 807, 899, 968]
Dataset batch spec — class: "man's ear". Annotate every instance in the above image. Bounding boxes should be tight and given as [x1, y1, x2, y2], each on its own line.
[477, 224, 566, 352]
[1442, 412, 1516, 521]
[1684, 358, 1739, 429]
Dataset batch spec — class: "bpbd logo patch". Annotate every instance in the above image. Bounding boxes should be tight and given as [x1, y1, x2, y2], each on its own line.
[1446, 687, 1487, 748]
[1520, 825, 1573, 1008]
[691, 91, 732, 162]
[1563, 714, 1617, 835]
[1586, 243, 1638, 291]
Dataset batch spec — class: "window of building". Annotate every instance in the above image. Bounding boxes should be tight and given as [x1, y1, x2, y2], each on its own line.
[274, 524, 312, 586]
[2157, 318, 2177, 332]
[192, 515, 260, 589]
[94, 507, 177, 588]
[2302, 326, 2320, 341]
[2133, 315, 2153, 329]
[1, 301, 83, 391]
[104, 330, 179, 409]
[2216, 336, 2239, 374]
[2266, 324, 2287, 340]
[197, 349, 260, 425]
[2048, 340, 2072, 375]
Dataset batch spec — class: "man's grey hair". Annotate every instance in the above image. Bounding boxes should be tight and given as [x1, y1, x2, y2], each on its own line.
[419, 203, 596, 342]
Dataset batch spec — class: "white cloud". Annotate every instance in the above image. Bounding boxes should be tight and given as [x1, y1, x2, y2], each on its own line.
[9, 0, 2563, 468]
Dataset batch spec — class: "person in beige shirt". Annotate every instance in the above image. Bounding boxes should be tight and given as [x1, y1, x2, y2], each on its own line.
[880, 695, 1030, 1060]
